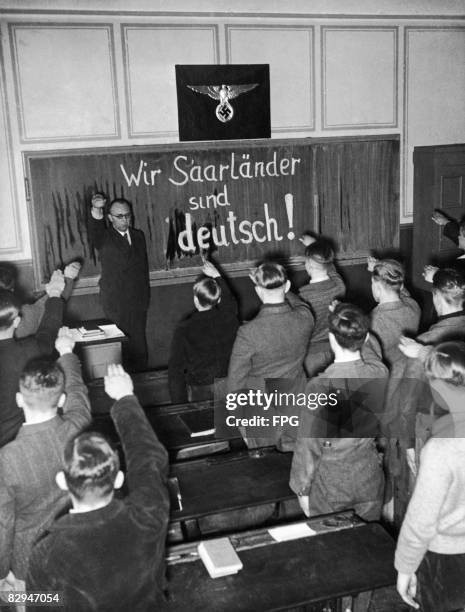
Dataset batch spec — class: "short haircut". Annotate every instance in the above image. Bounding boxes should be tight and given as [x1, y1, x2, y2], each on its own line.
[193, 277, 221, 308]
[372, 259, 405, 292]
[328, 302, 369, 351]
[0, 288, 21, 331]
[425, 341, 465, 386]
[305, 239, 334, 266]
[109, 198, 131, 214]
[19, 357, 65, 408]
[251, 262, 287, 289]
[0, 265, 16, 291]
[63, 432, 120, 502]
[432, 268, 465, 308]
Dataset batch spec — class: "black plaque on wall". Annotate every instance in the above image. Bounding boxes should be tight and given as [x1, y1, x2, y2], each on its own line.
[175, 64, 271, 141]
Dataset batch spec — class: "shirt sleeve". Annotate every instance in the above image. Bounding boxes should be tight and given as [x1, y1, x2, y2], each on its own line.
[34, 297, 64, 354]
[111, 395, 169, 530]
[15, 295, 47, 338]
[58, 353, 92, 431]
[88, 216, 107, 251]
[443, 220, 460, 246]
[395, 440, 452, 574]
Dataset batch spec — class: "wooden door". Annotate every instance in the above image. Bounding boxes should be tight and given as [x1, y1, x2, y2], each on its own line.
[413, 144, 465, 289]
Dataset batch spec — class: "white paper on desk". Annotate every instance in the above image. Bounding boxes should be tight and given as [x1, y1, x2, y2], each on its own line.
[98, 324, 125, 338]
[268, 523, 317, 542]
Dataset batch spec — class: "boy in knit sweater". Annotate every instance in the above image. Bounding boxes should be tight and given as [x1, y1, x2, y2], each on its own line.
[366, 257, 420, 367]
[298, 235, 346, 377]
[395, 344, 465, 611]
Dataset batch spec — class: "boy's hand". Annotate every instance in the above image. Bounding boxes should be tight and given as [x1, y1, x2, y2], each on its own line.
[105, 364, 134, 400]
[299, 233, 316, 247]
[55, 327, 75, 355]
[367, 256, 378, 272]
[398, 336, 422, 359]
[64, 261, 81, 280]
[422, 265, 438, 283]
[45, 270, 65, 297]
[396, 572, 419, 609]
[297, 495, 310, 517]
[328, 299, 340, 313]
[202, 261, 220, 278]
[432, 210, 449, 226]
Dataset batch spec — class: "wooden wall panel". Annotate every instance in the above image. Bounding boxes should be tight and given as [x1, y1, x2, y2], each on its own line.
[226, 25, 314, 132]
[404, 28, 465, 218]
[9, 23, 119, 142]
[122, 25, 218, 138]
[322, 27, 397, 129]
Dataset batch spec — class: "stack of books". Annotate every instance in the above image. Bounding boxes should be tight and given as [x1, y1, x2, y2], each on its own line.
[77, 322, 106, 340]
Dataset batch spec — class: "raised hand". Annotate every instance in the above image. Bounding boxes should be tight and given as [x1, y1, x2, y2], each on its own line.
[398, 336, 422, 359]
[104, 364, 134, 400]
[202, 261, 220, 279]
[299, 233, 316, 247]
[45, 270, 65, 297]
[431, 210, 449, 226]
[64, 261, 82, 280]
[55, 326, 75, 355]
[422, 265, 438, 283]
[367, 256, 378, 272]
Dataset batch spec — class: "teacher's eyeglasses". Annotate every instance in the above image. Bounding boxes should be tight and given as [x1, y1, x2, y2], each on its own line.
[111, 213, 132, 219]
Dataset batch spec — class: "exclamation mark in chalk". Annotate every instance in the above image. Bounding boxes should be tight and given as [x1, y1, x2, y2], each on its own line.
[285, 193, 295, 240]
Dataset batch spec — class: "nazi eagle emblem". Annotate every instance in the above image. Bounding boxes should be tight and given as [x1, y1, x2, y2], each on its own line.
[187, 83, 259, 123]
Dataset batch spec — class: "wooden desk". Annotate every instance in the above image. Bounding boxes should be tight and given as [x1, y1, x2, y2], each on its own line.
[166, 514, 396, 611]
[91, 400, 246, 461]
[88, 368, 171, 413]
[171, 448, 294, 539]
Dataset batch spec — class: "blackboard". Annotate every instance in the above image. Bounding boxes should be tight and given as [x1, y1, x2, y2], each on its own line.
[24, 136, 399, 288]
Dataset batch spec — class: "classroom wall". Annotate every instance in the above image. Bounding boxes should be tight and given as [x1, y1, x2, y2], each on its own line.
[0, 1, 462, 367]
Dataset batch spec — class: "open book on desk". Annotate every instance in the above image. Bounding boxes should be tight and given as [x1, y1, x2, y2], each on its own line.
[72, 324, 125, 343]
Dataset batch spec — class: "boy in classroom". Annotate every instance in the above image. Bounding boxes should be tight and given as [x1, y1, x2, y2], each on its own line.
[298, 234, 346, 377]
[0, 270, 66, 448]
[0, 262, 81, 339]
[168, 260, 239, 403]
[366, 257, 421, 367]
[0, 328, 91, 596]
[26, 364, 169, 612]
[290, 302, 388, 521]
[227, 261, 313, 448]
[395, 343, 465, 612]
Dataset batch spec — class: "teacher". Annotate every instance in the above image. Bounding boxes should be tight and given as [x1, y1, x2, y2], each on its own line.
[88, 194, 149, 371]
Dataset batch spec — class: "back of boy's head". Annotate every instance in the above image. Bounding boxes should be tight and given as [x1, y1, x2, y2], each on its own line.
[432, 268, 465, 308]
[63, 432, 120, 502]
[425, 341, 465, 386]
[0, 288, 21, 331]
[328, 303, 369, 351]
[0, 265, 16, 292]
[251, 262, 287, 289]
[305, 239, 334, 268]
[193, 277, 221, 308]
[372, 259, 405, 292]
[19, 357, 65, 409]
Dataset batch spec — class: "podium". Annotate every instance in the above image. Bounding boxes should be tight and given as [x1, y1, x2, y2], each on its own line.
[72, 320, 127, 381]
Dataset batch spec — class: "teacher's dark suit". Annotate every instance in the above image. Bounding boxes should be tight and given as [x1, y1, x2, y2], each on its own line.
[89, 217, 149, 370]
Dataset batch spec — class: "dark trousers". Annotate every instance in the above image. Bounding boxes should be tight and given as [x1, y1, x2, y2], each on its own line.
[417, 550, 465, 612]
[105, 305, 148, 372]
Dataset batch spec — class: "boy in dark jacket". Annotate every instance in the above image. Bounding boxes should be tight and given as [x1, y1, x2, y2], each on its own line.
[168, 261, 239, 403]
[26, 364, 169, 612]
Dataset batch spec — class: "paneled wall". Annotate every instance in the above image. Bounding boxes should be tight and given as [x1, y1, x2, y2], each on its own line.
[0, 3, 464, 267]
